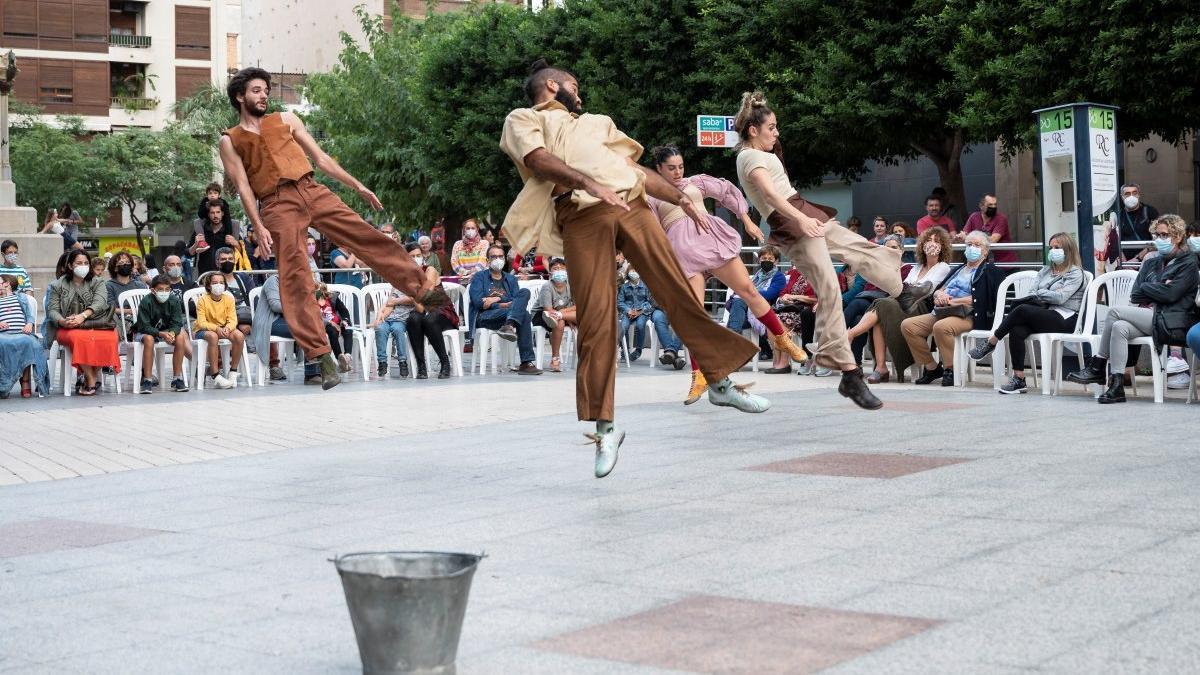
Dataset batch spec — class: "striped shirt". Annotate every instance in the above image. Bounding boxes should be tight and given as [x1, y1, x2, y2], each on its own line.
[0, 264, 31, 294]
[0, 294, 26, 332]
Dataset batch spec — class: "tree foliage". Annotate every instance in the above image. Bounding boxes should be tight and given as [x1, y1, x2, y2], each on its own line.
[9, 116, 98, 217]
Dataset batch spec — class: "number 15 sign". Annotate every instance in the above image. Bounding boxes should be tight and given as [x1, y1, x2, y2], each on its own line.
[696, 115, 738, 148]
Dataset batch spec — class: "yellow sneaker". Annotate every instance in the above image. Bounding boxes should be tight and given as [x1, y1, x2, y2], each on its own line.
[684, 370, 707, 405]
[770, 331, 809, 363]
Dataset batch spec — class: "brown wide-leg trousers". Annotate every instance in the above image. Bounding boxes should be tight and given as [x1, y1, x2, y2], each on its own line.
[766, 194, 903, 368]
[259, 175, 425, 358]
[557, 197, 758, 421]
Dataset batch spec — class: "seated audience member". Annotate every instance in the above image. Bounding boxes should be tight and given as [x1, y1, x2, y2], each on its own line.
[901, 231, 1004, 386]
[47, 250, 121, 396]
[162, 255, 196, 300]
[90, 256, 107, 279]
[405, 243, 457, 379]
[1183, 222, 1200, 380]
[615, 250, 631, 286]
[417, 235, 442, 274]
[870, 216, 889, 245]
[316, 284, 356, 373]
[451, 218, 489, 281]
[106, 251, 148, 336]
[1069, 214, 1199, 403]
[512, 247, 548, 280]
[132, 275, 193, 393]
[469, 244, 541, 375]
[770, 266, 818, 374]
[194, 271, 243, 389]
[211, 247, 255, 335]
[847, 226, 953, 382]
[649, 290, 686, 371]
[726, 246, 786, 360]
[0, 241, 33, 295]
[967, 233, 1086, 393]
[533, 257, 576, 372]
[306, 236, 322, 274]
[0, 275, 49, 398]
[892, 221, 917, 263]
[370, 282, 414, 379]
[618, 268, 653, 362]
[330, 245, 367, 289]
[846, 215, 862, 233]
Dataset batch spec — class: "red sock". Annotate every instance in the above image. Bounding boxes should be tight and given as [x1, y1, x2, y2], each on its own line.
[756, 308, 786, 336]
[690, 355, 699, 372]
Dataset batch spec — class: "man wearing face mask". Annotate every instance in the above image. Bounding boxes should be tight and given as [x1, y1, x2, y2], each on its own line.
[162, 255, 196, 301]
[132, 275, 193, 393]
[1107, 183, 1160, 264]
[617, 268, 653, 362]
[469, 244, 541, 375]
[214, 247, 255, 336]
[961, 194, 1015, 264]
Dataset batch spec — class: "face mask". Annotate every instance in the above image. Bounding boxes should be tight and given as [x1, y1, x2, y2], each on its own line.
[1123, 195, 1140, 210]
[167, 266, 183, 279]
[306, 244, 316, 255]
[628, 271, 641, 283]
[1048, 248, 1066, 265]
[464, 229, 478, 239]
[155, 290, 171, 303]
[3, 253, 17, 265]
[219, 261, 236, 274]
[1188, 237, 1200, 253]
[964, 245, 983, 262]
[924, 244, 941, 257]
[759, 261, 775, 272]
[210, 284, 225, 297]
[551, 270, 568, 284]
[412, 256, 423, 266]
[73, 264, 89, 278]
[117, 263, 133, 276]
[489, 258, 505, 272]
[1154, 237, 1174, 255]
[984, 206, 997, 218]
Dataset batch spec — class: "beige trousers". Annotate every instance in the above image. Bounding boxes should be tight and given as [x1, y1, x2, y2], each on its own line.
[900, 312, 974, 368]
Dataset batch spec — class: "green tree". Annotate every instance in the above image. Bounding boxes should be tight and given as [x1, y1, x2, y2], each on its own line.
[9, 116, 99, 219]
[88, 128, 212, 255]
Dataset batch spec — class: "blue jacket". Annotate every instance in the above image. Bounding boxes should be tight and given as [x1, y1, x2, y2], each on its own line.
[753, 268, 787, 304]
[618, 281, 653, 315]
[842, 274, 867, 305]
[469, 270, 520, 323]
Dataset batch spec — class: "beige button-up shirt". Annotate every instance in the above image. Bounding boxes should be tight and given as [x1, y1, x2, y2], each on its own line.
[499, 100, 646, 256]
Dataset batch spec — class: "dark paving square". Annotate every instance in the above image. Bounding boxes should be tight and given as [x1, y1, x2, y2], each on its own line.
[533, 595, 940, 674]
[0, 519, 161, 558]
[749, 452, 971, 479]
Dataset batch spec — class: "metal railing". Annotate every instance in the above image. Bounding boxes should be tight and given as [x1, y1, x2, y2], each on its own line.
[109, 34, 152, 48]
[111, 96, 158, 111]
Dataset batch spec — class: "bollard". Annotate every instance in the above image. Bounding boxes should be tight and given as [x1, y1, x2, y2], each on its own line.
[333, 551, 482, 675]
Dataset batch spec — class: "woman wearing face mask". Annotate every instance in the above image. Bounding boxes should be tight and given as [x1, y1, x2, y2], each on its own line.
[132, 275, 193, 393]
[892, 222, 917, 263]
[967, 233, 1086, 393]
[46, 250, 120, 396]
[315, 284, 356, 374]
[399, 242, 457, 379]
[846, 227, 953, 382]
[0, 274, 49, 398]
[106, 251, 148, 336]
[647, 146, 806, 399]
[901, 231, 1005, 386]
[1069, 215, 1199, 403]
[305, 236, 322, 277]
[194, 272, 243, 389]
[451, 218, 489, 281]
[1183, 222, 1200, 375]
[532, 257, 576, 372]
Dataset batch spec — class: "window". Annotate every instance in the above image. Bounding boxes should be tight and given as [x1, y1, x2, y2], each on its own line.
[39, 87, 73, 104]
[175, 6, 210, 59]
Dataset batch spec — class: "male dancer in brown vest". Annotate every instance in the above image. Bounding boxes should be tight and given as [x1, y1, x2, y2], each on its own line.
[501, 60, 770, 479]
[218, 68, 425, 389]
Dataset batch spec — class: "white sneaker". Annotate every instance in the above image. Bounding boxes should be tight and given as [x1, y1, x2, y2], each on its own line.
[812, 366, 836, 377]
[229, 372, 239, 388]
[213, 373, 234, 389]
[1166, 356, 1189, 375]
[707, 378, 771, 413]
[1166, 372, 1191, 390]
[585, 427, 625, 478]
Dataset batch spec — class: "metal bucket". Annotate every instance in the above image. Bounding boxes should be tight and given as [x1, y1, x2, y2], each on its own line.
[333, 551, 482, 675]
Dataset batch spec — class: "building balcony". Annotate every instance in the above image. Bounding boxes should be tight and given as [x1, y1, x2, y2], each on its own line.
[111, 96, 158, 111]
[109, 34, 152, 48]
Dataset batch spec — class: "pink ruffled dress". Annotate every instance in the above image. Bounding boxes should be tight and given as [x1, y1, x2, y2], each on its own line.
[647, 174, 748, 278]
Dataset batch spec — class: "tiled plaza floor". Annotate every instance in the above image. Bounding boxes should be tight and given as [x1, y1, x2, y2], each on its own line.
[1, 365, 1198, 673]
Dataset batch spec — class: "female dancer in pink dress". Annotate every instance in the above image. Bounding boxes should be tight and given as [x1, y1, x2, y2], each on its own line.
[647, 145, 809, 403]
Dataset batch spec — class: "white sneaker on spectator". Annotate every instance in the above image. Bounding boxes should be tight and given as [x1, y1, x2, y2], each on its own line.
[1166, 356, 1189, 375]
[229, 372, 239, 388]
[1166, 372, 1190, 390]
[812, 366, 835, 377]
[212, 373, 234, 389]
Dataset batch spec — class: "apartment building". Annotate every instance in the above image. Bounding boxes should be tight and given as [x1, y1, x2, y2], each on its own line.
[0, 0, 237, 131]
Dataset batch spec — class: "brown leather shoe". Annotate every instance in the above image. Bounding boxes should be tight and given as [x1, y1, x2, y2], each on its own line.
[516, 361, 542, 376]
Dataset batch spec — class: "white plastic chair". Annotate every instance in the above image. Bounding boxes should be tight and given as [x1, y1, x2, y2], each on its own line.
[1022, 270, 1094, 395]
[1047, 272, 1106, 395]
[535, 322, 577, 370]
[326, 283, 371, 382]
[119, 289, 192, 393]
[184, 287, 253, 389]
[954, 270, 1036, 388]
[718, 288, 761, 372]
[248, 286, 298, 384]
[619, 317, 656, 368]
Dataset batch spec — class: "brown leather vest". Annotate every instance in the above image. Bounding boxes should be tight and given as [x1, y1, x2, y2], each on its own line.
[223, 113, 313, 199]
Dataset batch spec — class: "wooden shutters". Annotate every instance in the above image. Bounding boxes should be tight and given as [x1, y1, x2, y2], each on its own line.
[175, 67, 211, 103]
[175, 6, 211, 60]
